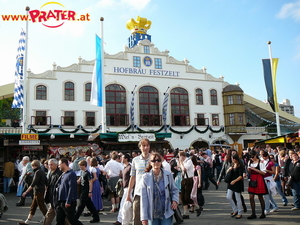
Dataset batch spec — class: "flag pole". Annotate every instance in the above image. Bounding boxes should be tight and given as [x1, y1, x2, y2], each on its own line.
[100, 17, 106, 133]
[22, 6, 30, 133]
[268, 41, 281, 136]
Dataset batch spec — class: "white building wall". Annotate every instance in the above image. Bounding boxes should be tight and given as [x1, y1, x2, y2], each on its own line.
[26, 39, 253, 149]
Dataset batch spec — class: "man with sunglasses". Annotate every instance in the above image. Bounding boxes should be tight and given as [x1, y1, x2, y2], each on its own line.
[126, 138, 151, 225]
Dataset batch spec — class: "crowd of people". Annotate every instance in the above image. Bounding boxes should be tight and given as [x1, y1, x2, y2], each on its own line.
[3, 140, 300, 224]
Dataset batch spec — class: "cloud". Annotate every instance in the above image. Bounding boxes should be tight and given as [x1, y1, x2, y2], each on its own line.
[277, 1, 300, 21]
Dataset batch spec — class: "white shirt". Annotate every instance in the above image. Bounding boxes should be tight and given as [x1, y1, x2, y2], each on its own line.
[181, 158, 194, 178]
[248, 160, 266, 173]
[18, 161, 24, 173]
[162, 160, 171, 172]
[104, 159, 123, 177]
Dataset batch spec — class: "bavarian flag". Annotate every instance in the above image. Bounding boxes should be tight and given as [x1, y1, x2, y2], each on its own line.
[262, 58, 279, 112]
[90, 34, 103, 107]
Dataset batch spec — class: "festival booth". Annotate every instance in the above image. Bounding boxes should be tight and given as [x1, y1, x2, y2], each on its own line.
[255, 131, 300, 148]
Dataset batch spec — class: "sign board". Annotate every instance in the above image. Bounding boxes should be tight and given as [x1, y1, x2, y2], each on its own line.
[23, 146, 43, 151]
[118, 133, 155, 142]
[21, 133, 39, 140]
[19, 140, 40, 145]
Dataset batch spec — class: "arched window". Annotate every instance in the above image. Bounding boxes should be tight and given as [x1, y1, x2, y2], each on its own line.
[85, 83, 91, 101]
[36, 85, 47, 100]
[106, 84, 127, 126]
[196, 88, 203, 105]
[64, 82, 74, 101]
[210, 89, 218, 105]
[170, 87, 190, 126]
[139, 86, 160, 126]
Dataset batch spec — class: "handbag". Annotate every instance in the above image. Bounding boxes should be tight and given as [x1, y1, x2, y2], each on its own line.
[168, 175, 183, 224]
[248, 159, 260, 188]
[173, 207, 184, 224]
[224, 169, 232, 183]
[249, 180, 257, 187]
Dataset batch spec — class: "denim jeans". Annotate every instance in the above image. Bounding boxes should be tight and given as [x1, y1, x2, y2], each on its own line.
[3, 177, 11, 193]
[275, 179, 288, 204]
[215, 166, 222, 180]
[264, 181, 278, 212]
[149, 215, 173, 225]
[226, 189, 242, 215]
[291, 181, 300, 208]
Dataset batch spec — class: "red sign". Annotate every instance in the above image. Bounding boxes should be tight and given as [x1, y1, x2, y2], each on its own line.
[22, 146, 43, 151]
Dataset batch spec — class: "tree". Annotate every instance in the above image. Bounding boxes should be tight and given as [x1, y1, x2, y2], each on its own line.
[0, 97, 22, 126]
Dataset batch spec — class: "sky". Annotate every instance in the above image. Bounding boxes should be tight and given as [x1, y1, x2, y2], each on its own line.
[1, 0, 300, 117]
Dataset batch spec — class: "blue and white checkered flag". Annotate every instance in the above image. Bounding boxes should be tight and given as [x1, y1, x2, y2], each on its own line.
[130, 88, 136, 131]
[12, 30, 26, 108]
[162, 92, 169, 131]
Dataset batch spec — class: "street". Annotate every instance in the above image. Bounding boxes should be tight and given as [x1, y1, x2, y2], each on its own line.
[1, 181, 300, 225]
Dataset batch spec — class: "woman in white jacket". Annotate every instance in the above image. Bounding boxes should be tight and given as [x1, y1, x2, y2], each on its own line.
[141, 152, 179, 225]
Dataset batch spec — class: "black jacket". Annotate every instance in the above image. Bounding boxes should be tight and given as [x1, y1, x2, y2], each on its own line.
[30, 167, 47, 194]
[290, 160, 300, 182]
[45, 167, 62, 207]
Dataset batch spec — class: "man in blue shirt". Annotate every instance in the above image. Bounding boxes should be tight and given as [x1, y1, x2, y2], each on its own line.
[56, 158, 83, 225]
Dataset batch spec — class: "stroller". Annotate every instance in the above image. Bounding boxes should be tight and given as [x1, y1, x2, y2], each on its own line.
[0, 193, 8, 218]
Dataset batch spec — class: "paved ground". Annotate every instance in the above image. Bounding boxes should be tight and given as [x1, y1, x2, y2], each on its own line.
[1, 181, 300, 225]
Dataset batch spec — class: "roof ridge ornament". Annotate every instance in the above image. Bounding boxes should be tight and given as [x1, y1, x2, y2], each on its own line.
[126, 16, 151, 34]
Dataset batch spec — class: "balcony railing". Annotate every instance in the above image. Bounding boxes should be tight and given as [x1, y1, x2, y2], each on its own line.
[0, 127, 22, 134]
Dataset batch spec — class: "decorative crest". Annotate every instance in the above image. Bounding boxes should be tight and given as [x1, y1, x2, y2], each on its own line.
[126, 16, 151, 34]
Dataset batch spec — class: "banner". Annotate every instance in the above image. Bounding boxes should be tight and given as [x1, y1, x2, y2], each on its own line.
[262, 58, 279, 112]
[90, 34, 103, 107]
